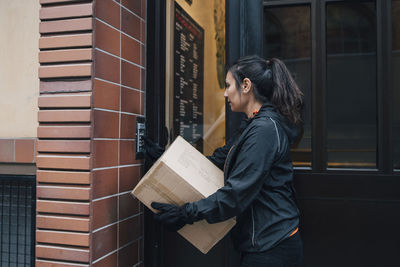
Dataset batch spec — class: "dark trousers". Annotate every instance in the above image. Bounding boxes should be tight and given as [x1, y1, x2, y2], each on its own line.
[240, 232, 303, 267]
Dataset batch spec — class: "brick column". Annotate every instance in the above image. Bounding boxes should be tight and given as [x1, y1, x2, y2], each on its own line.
[36, 0, 145, 266]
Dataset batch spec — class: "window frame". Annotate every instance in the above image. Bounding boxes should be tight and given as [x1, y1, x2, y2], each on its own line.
[263, 0, 395, 174]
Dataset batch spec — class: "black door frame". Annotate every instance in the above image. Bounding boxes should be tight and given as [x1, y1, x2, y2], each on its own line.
[144, 0, 166, 266]
[261, 0, 400, 265]
[145, 0, 399, 266]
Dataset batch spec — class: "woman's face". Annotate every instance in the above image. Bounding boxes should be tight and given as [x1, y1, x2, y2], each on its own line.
[224, 71, 243, 112]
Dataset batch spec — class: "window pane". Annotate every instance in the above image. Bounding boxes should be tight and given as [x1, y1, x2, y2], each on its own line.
[393, 0, 400, 169]
[167, 1, 226, 155]
[326, 2, 377, 168]
[263, 5, 312, 168]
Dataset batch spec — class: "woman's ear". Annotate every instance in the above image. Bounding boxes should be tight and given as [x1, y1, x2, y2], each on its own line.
[241, 78, 252, 94]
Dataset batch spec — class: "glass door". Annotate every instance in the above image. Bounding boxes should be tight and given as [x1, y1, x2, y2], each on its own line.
[165, 0, 226, 155]
[163, 0, 228, 266]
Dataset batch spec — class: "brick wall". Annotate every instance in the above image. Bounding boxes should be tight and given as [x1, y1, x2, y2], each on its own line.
[91, 0, 145, 266]
[36, 0, 145, 266]
[0, 139, 36, 164]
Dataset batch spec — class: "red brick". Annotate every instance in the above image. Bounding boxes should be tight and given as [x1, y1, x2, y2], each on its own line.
[140, 44, 145, 66]
[0, 139, 14, 162]
[120, 114, 136, 139]
[119, 215, 143, 247]
[37, 125, 91, 139]
[121, 8, 140, 40]
[40, 80, 92, 93]
[37, 140, 90, 153]
[118, 234, 139, 265]
[39, 63, 92, 78]
[141, 68, 145, 91]
[37, 170, 90, 184]
[93, 168, 118, 199]
[119, 140, 140, 165]
[92, 251, 117, 267]
[122, 34, 140, 64]
[39, 34, 92, 49]
[121, 87, 140, 114]
[41, 0, 84, 3]
[36, 215, 90, 232]
[15, 139, 35, 163]
[36, 155, 90, 170]
[141, 20, 145, 43]
[36, 245, 89, 263]
[121, 0, 141, 16]
[36, 260, 88, 267]
[93, 110, 119, 138]
[94, 50, 120, 84]
[40, 3, 93, 20]
[92, 224, 117, 261]
[93, 140, 118, 168]
[37, 185, 90, 200]
[141, 0, 146, 20]
[38, 93, 91, 108]
[95, 0, 120, 29]
[37, 230, 89, 246]
[92, 196, 118, 230]
[121, 61, 140, 89]
[141, 92, 145, 114]
[39, 49, 92, 63]
[95, 20, 120, 56]
[93, 79, 120, 111]
[37, 200, 90, 215]
[119, 165, 141, 192]
[40, 18, 92, 33]
[119, 192, 140, 220]
[38, 110, 91, 122]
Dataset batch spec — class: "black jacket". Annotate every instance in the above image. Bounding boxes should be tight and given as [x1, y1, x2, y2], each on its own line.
[187, 103, 300, 252]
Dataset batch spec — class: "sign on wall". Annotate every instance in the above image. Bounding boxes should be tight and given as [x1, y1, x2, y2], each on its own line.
[173, 3, 204, 152]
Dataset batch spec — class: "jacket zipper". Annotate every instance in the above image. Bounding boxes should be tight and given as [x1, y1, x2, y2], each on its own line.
[251, 205, 256, 247]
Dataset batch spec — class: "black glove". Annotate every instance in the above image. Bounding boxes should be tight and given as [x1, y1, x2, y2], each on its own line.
[144, 136, 165, 162]
[151, 202, 194, 231]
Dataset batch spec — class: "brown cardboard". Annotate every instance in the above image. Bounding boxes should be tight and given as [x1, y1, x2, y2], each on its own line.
[132, 136, 236, 254]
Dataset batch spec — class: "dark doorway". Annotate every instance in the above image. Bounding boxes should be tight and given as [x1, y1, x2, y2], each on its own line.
[145, 0, 400, 266]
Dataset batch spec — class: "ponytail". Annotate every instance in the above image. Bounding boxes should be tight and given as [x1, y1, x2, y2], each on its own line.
[229, 55, 304, 126]
[269, 58, 304, 126]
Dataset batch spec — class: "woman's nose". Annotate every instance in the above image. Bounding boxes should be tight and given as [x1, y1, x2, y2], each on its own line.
[224, 89, 228, 97]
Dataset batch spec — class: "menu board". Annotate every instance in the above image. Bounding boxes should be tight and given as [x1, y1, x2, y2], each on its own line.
[173, 3, 204, 152]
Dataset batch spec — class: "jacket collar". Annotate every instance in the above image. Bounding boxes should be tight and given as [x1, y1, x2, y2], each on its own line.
[246, 102, 300, 144]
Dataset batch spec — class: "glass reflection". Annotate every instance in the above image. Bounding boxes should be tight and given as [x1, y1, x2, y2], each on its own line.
[326, 2, 377, 168]
[264, 5, 312, 168]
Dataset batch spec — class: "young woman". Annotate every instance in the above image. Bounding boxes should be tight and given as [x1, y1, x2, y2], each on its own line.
[151, 55, 304, 267]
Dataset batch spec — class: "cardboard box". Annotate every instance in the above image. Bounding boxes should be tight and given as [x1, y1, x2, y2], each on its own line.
[132, 136, 236, 254]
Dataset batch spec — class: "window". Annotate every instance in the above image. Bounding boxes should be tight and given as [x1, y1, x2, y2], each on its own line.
[0, 177, 35, 266]
[263, 5, 312, 168]
[262, 0, 397, 172]
[166, 0, 226, 155]
[326, 1, 377, 168]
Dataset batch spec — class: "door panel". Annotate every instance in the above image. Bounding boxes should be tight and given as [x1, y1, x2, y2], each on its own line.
[163, 0, 228, 266]
[263, 5, 312, 168]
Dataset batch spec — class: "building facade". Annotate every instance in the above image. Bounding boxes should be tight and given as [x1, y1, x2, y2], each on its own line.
[0, 0, 399, 266]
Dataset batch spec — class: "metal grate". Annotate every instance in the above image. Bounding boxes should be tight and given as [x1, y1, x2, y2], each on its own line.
[0, 176, 35, 267]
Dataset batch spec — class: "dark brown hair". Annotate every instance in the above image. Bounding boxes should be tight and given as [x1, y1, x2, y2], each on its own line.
[229, 55, 304, 126]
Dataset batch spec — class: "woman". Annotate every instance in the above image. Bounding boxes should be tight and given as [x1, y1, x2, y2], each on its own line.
[151, 55, 304, 267]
